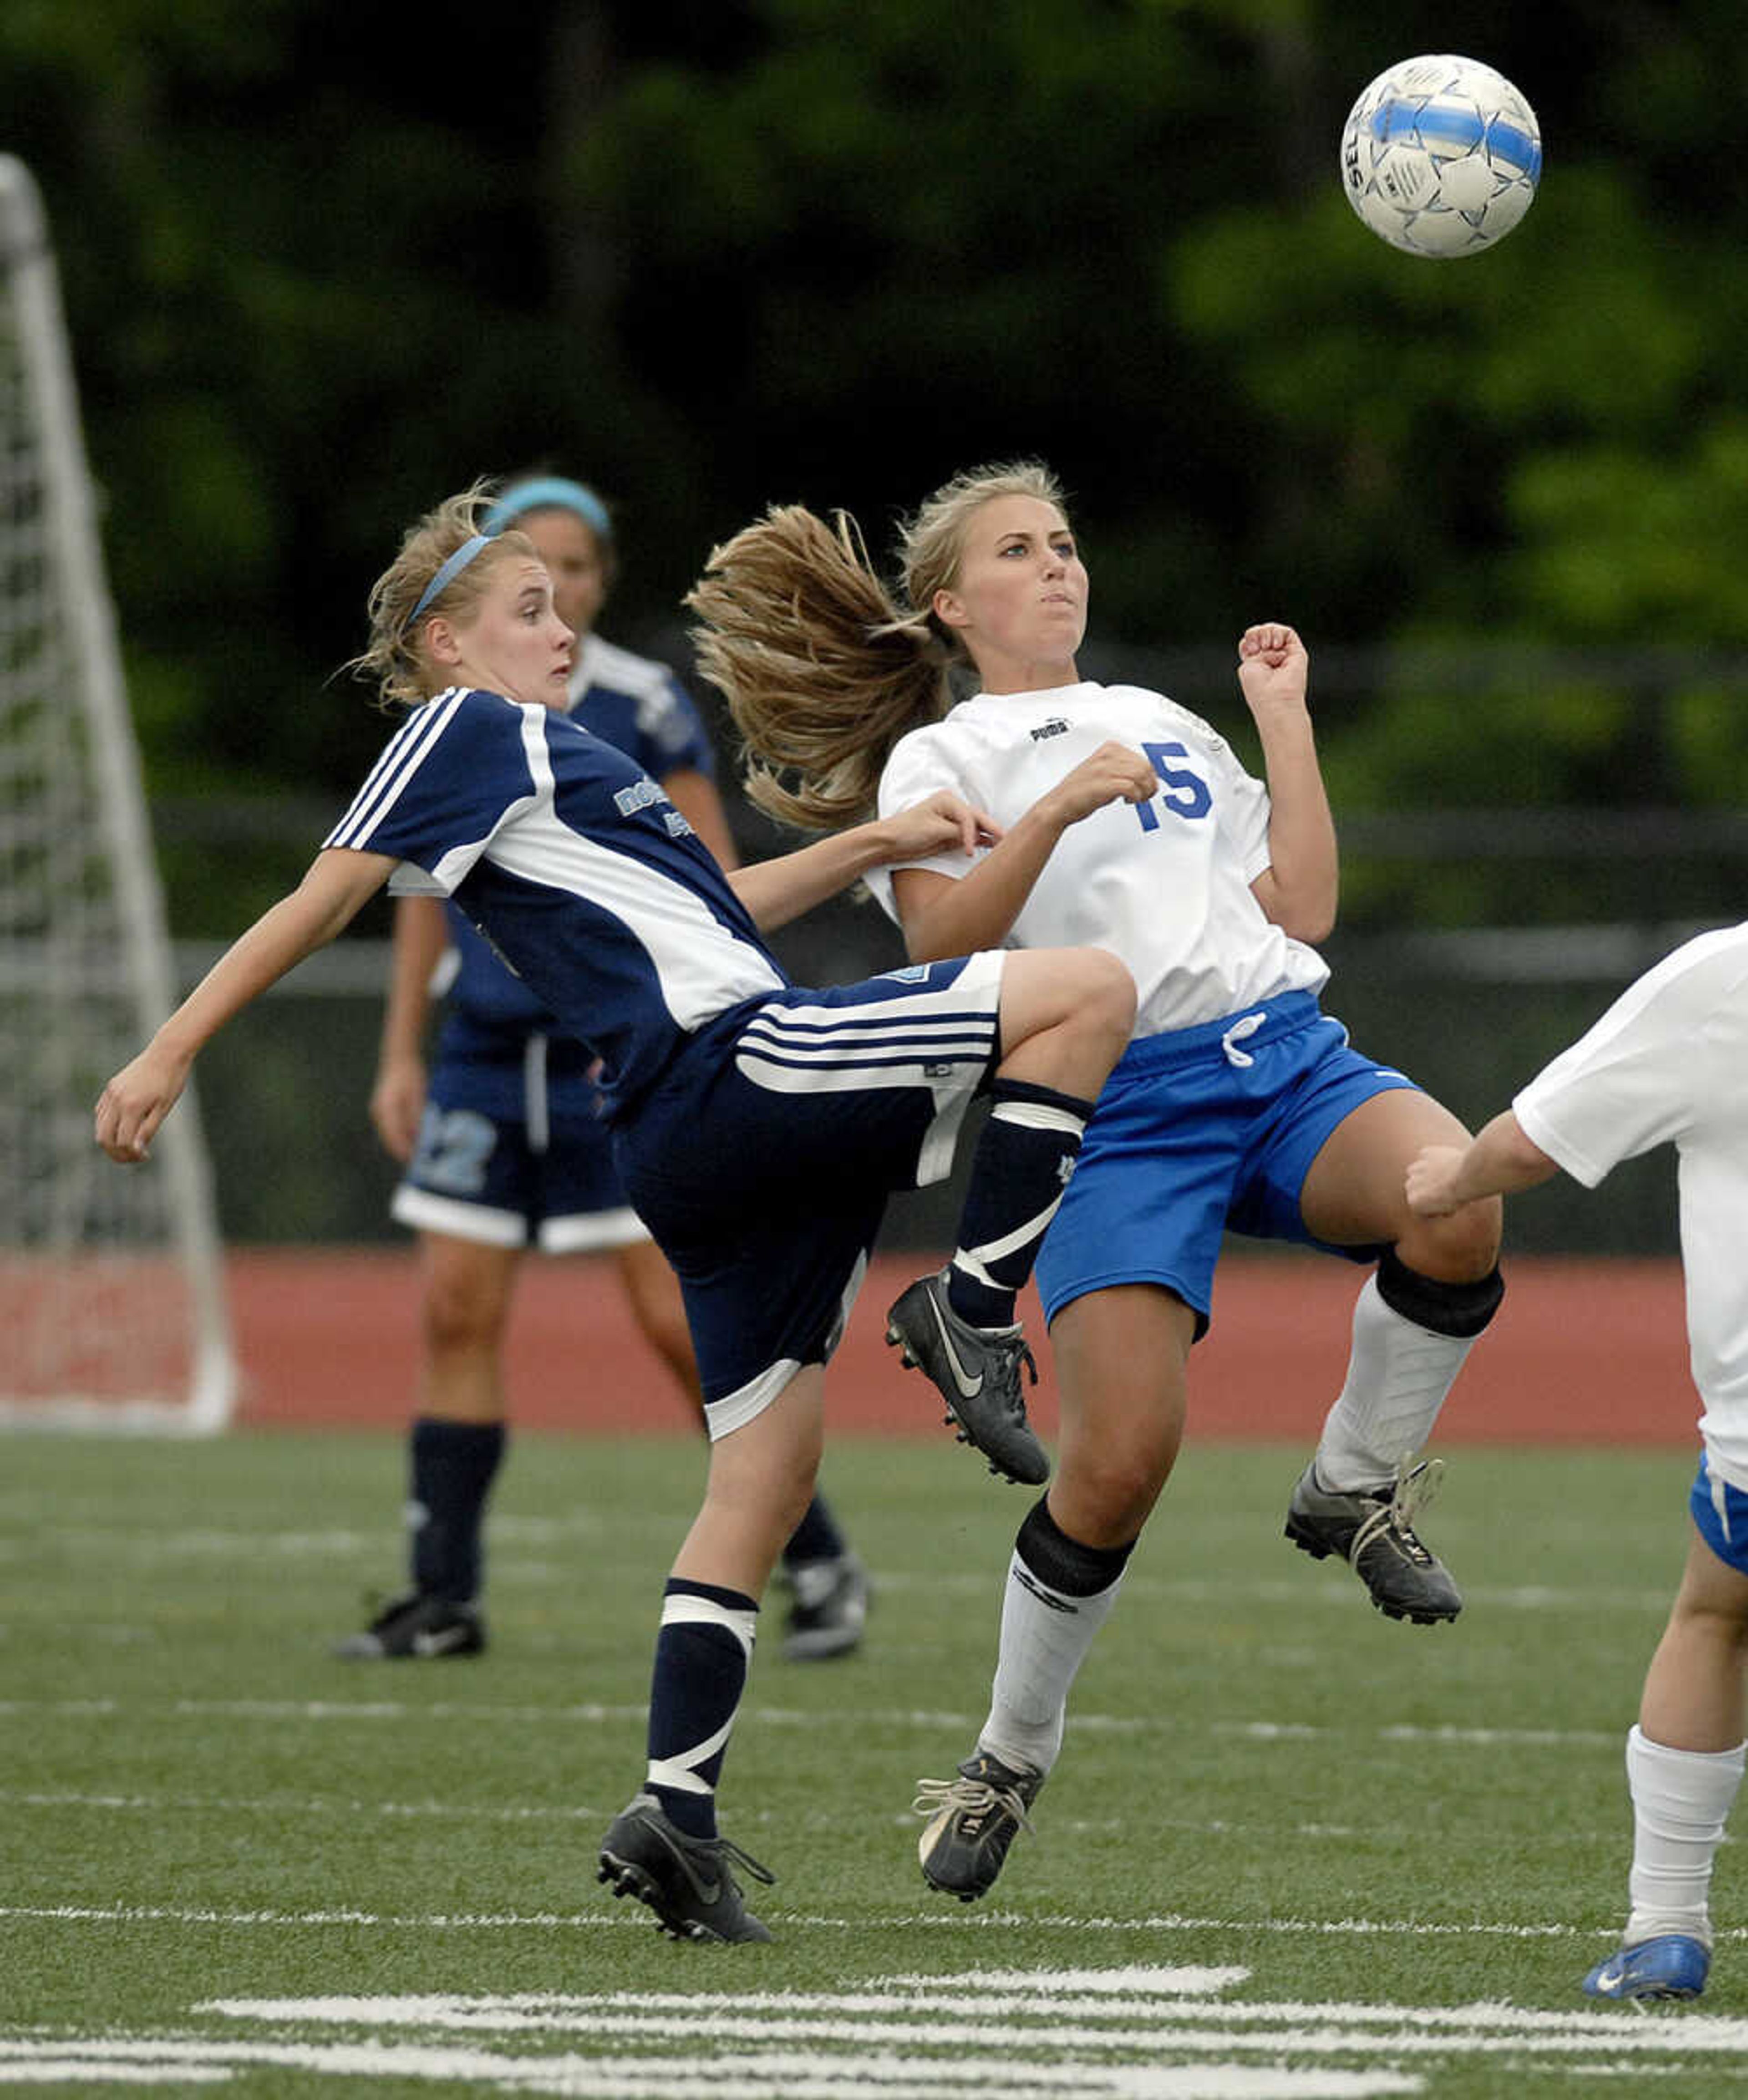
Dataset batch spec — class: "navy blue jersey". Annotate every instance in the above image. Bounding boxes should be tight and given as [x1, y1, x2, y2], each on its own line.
[325, 686, 784, 1115]
[442, 638, 718, 1030]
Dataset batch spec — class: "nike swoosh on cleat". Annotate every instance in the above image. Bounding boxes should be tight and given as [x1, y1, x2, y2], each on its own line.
[411, 1625, 473, 1657]
[926, 1295, 984, 1399]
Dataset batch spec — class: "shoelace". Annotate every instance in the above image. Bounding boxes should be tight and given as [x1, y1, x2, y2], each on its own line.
[676, 1828, 777, 1888]
[910, 1773, 1037, 1838]
[1348, 1453, 1445, 1569]
[990, 1335, 1039, 1417]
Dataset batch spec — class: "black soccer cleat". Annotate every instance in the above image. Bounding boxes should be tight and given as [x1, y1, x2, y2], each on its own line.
[885, 1271, 1049, 1486]
[331, 1589, 487, 1660]
[1284, 1454, 1462, 1624]
[597, 1792, 775, 1943]
[913, 1749, 1044, 1902]
[780, 1552, 870, 1662]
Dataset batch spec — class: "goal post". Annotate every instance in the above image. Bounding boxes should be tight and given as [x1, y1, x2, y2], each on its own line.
[0, 155, 235, 1432]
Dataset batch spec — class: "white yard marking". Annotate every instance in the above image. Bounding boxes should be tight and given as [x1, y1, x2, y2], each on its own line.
[15, 1958, 1748, 2094]
[0, 2036, 1420, 2095]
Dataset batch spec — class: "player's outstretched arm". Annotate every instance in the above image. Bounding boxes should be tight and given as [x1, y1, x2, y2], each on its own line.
[97, 847, 397, 1164]
[728, 790, 1000, 933]
[893, 740, 1157, 963]
[370, 894, 448, 1163]
[1406, 1109, 1561, 1219]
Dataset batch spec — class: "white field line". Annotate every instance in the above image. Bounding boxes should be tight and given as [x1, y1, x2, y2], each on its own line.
[0, 2037, 1426, 2098]
[0, 1540, 1670, 1618]
[0, 1789, 606, 1824]
[0, 1696, 1626, 1749]
[0, 1785, 1627, 1852]
[166, 2012, 1748, 2063]
[9, 1899, 1742, 1944]
[201, 1981, 1746, 2040]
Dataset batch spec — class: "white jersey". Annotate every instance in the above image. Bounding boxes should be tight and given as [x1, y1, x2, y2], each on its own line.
[1512, 922, 1748, 1485]
[867, 680, 1328, 1037]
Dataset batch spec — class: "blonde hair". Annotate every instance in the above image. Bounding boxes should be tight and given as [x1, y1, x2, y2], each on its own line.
[347, 482, 539, 711]
[688, 460, 1068, 830]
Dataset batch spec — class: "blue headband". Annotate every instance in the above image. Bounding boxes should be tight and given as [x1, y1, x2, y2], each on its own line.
[483, 475, 613, 541]
[407, 533, 490, 626]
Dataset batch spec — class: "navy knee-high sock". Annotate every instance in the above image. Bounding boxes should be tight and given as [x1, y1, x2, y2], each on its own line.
[645, 1577, 759, 1839]
[947, 1080, 1093, 1329]
[408, 1416, 505, 1604]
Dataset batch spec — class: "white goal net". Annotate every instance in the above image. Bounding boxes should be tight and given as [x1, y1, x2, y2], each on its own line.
[0, 156, 234, 1431]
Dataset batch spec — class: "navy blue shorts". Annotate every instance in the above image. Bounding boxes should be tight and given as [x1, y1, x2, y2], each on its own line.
[615, 952, 1006, 1433]
[1035, 991, 1418, 1330]
[393, 1021, 648, 1253]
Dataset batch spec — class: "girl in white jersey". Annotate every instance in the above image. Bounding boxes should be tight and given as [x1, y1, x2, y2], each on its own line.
[94, 485, 1138, 1945]
[1408, 923, 1748, 2006]
[690, 459, 1506, 1902]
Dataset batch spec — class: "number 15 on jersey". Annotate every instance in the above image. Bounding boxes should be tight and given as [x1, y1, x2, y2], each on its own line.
[1134, 742, 1211, 830]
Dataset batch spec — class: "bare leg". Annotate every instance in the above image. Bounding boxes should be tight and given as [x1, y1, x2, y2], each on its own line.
[1641, 1528, 1748, 1753]
[615, 1236, 702, 1406]
[417, 1232, 522, 1423]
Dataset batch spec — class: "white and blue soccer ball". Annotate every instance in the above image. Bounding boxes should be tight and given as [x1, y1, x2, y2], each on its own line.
[1340, 54, 1541, 259]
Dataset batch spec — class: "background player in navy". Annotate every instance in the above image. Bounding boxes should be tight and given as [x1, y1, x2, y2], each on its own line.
[350, 474, 868, 1666]
[94, 484, 1135, 1942]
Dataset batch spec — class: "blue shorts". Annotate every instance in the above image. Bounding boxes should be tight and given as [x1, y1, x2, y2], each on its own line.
[393, 1019, 647, 1253]
[1035, 991, 1418, 1331]
[615, 951, 1006, 1434]
[1691, 1454, 1748, 1576]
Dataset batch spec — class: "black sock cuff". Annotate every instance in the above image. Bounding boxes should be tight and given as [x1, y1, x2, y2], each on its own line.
[1016, 1496, 1135, 1598]
[1377, 1248, 1505, 1338]
[987, 1078, 1097, 1123]
[412, 1416, 506, 1454]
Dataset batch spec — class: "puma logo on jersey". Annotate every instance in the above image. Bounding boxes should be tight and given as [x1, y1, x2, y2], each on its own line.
[1030, 717, 1070, 742]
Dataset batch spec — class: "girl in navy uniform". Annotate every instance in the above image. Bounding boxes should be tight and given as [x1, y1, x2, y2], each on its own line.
[96, 485, 1135, 1942]
[352, 475, 868, 1667]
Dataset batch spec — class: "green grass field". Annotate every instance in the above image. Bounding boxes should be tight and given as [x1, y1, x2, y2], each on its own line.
[4, 1427, 1745, 2096]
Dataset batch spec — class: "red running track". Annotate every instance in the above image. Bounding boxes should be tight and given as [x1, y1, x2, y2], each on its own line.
[225, 1248, 1698, 1447]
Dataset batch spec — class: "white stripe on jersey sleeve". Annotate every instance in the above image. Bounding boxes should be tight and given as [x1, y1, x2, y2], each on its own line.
[418, 698, 547, 893]
[325, 689, 468, 850]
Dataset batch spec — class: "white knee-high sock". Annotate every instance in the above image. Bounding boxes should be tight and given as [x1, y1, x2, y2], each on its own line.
[1623, 1724, 1746, 1948]
[1314, 1274, 1478, 1492]
[981, 1551, 1125, 1777]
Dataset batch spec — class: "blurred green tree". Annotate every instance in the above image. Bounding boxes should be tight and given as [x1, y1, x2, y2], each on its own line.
[1, 0, 1743, 935]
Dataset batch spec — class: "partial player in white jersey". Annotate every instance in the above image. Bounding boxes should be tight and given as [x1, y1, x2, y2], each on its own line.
[93, 483, 1136, 1946]
[690, 460, 1505, 1902]
[1408, 923, 1748, 2006]
[351, 473, 869, 1670]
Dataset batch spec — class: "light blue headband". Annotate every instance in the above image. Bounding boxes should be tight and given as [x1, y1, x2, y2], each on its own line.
[483, 475, 613, 540]
[407, 533, 489, 626]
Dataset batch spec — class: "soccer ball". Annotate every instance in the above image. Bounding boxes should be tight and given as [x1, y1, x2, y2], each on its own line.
[1340, 54, 1541, 258]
